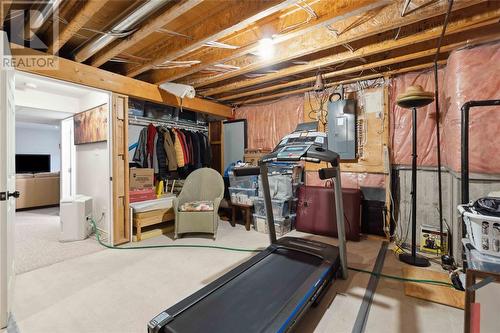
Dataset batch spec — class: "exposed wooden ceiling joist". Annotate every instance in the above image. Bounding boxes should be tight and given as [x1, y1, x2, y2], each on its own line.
[222, 31, 500, 102]
[89, 0, 204, 67]
[123, 0, 301, 78]
[11, 45, 232, 118]
[190, 0, 488, 89]
[145, 0, 390, 85]
[48, 0, 108, 54]
[1, 0, 12, 27]
[215, 12, 500, 100]
[238, 60, 447, 105]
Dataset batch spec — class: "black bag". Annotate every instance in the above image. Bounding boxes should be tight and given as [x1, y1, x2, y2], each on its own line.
[473, 197, 500, 217]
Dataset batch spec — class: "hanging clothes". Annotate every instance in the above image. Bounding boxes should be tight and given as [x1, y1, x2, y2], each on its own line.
[199, 132, 212, 167]
[161, 128, 177, 172]
[173, 129, 186, 168]
[156, 130, 167, 179]
[146, 124, 157, 168]
[192, 132, 202, 169]
[133, 127, 148, 167]
[177, 129, 189, 165]
[152, 132, 159, 173]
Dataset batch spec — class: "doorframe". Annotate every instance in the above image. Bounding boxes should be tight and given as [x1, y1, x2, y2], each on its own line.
[0, 32, 16, 329]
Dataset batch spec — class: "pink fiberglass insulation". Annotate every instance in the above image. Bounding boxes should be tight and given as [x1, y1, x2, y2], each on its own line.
[234, 95, 304, 151]
[390, 41, 500, 173]
[441, 41, 500, 173]
[306, 171, 385, 189]
[389, 68, 445, 167]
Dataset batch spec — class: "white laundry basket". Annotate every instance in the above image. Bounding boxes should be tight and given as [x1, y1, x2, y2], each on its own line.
[458, 204, 500, 257]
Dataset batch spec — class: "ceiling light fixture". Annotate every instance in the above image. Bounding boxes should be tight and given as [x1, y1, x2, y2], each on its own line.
[256, 38, 275, 60]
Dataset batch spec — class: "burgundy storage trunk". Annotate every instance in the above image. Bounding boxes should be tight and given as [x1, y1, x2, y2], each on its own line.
[295, 185, 362, 241]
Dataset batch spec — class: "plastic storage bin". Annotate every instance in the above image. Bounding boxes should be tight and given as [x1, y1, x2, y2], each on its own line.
[228, 173, 258, 189]
[253, 214, 294, 237]
[253, 197, 297, 218]
[229, 187, 258, 205]
[459, 204, 500, 257]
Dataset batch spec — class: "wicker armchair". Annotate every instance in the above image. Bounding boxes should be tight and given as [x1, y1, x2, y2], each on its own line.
[173, 168, 224, 239]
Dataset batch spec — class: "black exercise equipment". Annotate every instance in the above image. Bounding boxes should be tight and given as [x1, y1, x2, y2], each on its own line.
[396, 85, 434, 267]
[148, 122, 348, 333]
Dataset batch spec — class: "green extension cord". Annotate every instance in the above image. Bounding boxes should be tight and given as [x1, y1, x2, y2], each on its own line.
[89, 219, 454, 288]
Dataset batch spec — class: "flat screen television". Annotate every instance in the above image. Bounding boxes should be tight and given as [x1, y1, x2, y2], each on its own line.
[16, 154, 51, 173]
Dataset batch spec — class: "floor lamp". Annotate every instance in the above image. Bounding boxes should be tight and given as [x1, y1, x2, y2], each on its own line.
[396, 85, 434, 267]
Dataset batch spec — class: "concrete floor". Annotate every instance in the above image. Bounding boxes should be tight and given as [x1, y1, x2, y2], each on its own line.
[11, 221, 463, 333]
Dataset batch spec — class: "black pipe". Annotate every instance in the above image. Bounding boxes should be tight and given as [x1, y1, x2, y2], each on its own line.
[461, 100, 500, 205]
[433, 0, 453, 254]
[411, 107, 418, 259]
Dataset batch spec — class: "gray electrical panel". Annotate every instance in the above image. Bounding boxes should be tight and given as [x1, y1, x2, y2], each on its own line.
[327, 99, 357, 160]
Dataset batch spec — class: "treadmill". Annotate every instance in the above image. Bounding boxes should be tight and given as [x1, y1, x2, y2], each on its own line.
[148, 122, 348, 333]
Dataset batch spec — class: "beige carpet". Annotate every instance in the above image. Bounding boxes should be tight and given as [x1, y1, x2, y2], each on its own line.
[12, 221, 463, 333]
[14, 207, 103, 274]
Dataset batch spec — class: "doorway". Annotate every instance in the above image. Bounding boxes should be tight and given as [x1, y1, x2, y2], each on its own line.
[13, 72, 112, 273]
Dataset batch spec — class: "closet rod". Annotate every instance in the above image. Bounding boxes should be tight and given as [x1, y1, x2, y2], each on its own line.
[129, 116, 208, 132]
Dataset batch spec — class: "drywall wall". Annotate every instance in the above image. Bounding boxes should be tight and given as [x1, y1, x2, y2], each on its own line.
[76, 141, 110, 239]
[74, 91, 111, 242]
[15, 123, 61, 172]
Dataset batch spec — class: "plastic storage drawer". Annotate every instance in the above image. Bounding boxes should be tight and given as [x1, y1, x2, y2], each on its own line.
[228, 173, 258, 189]
[253, 214, 294, 237]
[253, 197, 297, 217]
[229, 187, 258, 205]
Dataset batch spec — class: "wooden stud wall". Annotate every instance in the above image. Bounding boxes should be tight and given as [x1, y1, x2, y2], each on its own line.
[112, 94, 130, 245]
[303, 86, 390, 174]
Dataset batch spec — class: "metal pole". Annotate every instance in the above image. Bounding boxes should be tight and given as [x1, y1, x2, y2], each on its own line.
[433, 0, 453, 254]
[260, 163, 277, 244]
[334, 160, 348, 279]
[411, 107, 418, 259]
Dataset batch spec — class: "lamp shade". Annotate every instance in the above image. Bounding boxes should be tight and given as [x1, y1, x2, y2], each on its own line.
[396, 85, 434, 109]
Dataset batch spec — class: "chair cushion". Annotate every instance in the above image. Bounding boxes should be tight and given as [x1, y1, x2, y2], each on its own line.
[179, 201, 214, 212]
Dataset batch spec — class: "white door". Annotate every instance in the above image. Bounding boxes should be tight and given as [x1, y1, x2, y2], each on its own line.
[0, 32, 16, 329]
[60, 118, 76, 199]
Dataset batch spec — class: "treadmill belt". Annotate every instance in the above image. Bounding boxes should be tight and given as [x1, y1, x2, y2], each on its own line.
[166, 248, 324, 333]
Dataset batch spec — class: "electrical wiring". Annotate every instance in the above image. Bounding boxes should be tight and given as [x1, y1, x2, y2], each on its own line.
[89, 218, 454, 288]
[89, 218, 262, 253]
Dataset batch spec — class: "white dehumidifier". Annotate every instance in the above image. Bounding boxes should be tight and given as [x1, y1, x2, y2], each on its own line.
[60, 195, 93, 242]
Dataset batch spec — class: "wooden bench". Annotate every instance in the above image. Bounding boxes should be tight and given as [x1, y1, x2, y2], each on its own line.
[133, 208, 175, 241]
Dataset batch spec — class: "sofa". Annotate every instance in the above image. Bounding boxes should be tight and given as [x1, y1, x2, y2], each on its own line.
[15, 172, 60, 210]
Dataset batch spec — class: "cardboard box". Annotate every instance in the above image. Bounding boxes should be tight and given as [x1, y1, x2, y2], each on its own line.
[129, 188, 156, 203]
[130, 168, 154, 190]
[244, 149, 271, 166]
[420, 224, 448, 254]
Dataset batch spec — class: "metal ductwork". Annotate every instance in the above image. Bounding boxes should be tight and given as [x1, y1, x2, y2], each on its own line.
[74, 0, 170, 63]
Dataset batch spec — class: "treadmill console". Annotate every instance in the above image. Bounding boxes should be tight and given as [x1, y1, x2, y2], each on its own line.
[263, 121, 338, 165]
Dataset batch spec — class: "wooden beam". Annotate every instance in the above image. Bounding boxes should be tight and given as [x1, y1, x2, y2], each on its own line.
[1, 0, 12, 27]
[237, 60, 447, 105]
[192, 0, 488, 89]
[220, 23, 500, 101]
[124, 0, 300, 78]
[203, 6, 500, 97]
[89, 0, 203, 67]
[48, 0, 108, 54]
[11, 45, 232, 118]
[145, 0, 390, 84]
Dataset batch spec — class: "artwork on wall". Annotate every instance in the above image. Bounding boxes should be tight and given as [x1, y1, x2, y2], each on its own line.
[74, 104, 108, 145]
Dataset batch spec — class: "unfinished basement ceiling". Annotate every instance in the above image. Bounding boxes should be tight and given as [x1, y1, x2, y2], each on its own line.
[3, 0, 499, 106]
